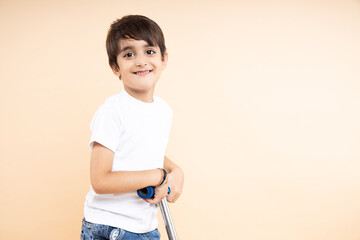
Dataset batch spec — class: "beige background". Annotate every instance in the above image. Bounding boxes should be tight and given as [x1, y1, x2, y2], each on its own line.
[1, 0, 360, 239]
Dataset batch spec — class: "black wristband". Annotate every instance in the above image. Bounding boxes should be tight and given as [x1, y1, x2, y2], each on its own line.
[157, 168, 168, 187]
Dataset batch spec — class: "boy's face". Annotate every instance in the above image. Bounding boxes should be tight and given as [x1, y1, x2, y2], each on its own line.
[112, 38, 168, 99]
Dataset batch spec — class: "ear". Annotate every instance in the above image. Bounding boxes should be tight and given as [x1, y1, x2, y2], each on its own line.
[111, 65, 121, 78]
[161, 52, 169, 70]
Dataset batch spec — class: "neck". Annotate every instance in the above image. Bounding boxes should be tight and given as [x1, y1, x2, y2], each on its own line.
[124, 86, 155, 103]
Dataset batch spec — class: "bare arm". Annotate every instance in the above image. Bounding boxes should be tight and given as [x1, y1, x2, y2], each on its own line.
[90, 142, 162, 194]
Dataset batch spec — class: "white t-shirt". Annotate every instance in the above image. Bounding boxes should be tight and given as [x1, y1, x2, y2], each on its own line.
[84, 89, 173, 233]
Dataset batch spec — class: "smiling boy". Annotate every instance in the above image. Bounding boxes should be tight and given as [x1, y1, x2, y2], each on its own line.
[81, 15, 184, 240]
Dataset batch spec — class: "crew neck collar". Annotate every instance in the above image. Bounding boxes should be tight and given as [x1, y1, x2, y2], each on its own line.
[121, 89, 156, 106]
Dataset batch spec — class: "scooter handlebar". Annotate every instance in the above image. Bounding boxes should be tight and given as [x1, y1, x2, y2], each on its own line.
[137, 186, 170, 199]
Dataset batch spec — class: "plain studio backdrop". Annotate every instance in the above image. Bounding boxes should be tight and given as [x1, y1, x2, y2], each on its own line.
[1, 0, 360, 239]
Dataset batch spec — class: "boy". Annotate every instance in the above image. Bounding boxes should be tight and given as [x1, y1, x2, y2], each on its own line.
[81, 15, 184, 240]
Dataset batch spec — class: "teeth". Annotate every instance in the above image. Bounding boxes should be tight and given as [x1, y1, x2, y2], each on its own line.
[136, 70, 150, 74]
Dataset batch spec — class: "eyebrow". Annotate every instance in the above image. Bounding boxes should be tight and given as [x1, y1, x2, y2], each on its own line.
[119, 44, 154, 54]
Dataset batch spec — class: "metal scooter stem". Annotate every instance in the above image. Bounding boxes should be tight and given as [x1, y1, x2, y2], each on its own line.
[137, 187, 179, 240]
[158, 198, 178, 240]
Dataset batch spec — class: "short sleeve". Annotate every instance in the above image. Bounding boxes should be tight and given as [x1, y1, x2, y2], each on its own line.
[89, 106, 122, 152]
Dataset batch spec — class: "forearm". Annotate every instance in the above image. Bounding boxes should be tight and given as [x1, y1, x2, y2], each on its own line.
[91, 169, 162, 194]
[96, 156, 178, 194]
[163, 155, 182, 173]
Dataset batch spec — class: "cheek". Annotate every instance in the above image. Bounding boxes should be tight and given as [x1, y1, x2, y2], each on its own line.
[118, 64, 130, 75]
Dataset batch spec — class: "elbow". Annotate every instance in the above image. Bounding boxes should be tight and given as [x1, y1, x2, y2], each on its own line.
[92, 185, 104, 194]
[91, 182, 101, 194]
[91, 177, 106, 194]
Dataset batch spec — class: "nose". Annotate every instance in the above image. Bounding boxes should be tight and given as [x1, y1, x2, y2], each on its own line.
[135, 53, 147, 67]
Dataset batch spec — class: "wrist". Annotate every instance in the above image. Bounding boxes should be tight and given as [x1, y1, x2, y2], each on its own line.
[157, 168, 168, 187]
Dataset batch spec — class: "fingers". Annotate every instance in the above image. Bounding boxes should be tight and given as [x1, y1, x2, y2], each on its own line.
[166, 186, 181, 203]
[144, 198, 159, 205]
[166, 168, 184, 203]
[144, 183, 169, 205]
[166, 195, 178, 203]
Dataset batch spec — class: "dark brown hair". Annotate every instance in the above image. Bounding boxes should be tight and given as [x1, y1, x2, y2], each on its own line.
[106, 15, 167, 70]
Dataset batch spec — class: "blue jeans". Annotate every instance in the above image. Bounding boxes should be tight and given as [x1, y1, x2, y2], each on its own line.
[80, 218, 161, 240]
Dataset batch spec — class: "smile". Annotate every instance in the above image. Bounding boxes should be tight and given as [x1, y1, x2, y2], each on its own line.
[133, 70, 152, 75]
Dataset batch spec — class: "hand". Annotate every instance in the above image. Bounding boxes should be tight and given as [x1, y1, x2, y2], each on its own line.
[166, 167, 184, 203]
[144, 182, 169, 205]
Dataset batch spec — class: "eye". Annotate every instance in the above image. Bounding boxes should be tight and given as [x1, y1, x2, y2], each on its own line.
[146, 50, 155, 55]
[124, 52, 134, 58]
